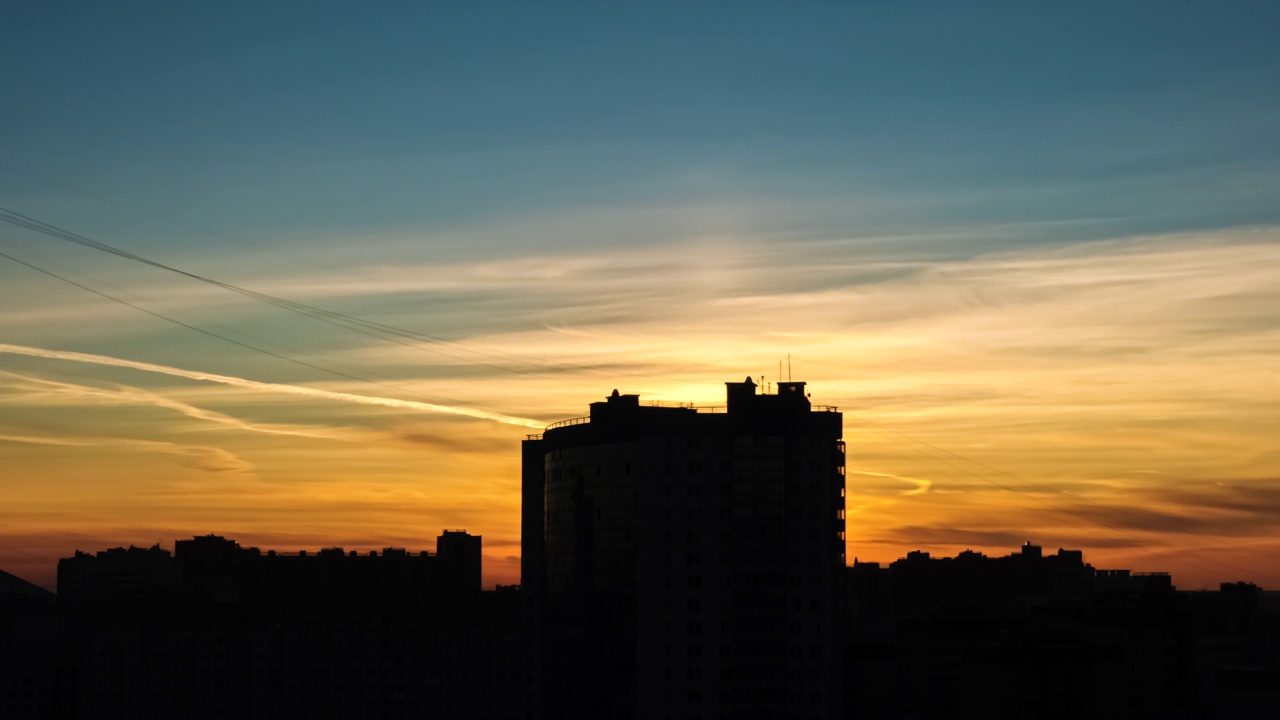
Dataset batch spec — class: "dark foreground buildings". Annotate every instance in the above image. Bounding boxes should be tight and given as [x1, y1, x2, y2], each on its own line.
[4, 378, 1280, 718]
[51, 531, 520, 719]
[0, 569, 59, 719]
[844, 544, 1280, 720]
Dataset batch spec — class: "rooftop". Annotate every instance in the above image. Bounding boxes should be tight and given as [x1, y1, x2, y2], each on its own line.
[537, 378, 838, 435]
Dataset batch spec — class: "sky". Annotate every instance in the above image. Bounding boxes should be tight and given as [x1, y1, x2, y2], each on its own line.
[2, 1, 1278, 591]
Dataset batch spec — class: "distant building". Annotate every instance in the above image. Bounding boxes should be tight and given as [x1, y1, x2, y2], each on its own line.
[57, 543, 177, 605]
[437, 529, 483, 593]
[523, 378, 846, 719]
[55, 531, 519, 720]
[843, 543, 1214, 719]
[0, 569, 60, 719]
[59, 533, 483, 612]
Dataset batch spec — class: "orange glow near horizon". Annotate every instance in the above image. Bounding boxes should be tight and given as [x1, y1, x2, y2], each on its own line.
[3, 228, 1280, 592]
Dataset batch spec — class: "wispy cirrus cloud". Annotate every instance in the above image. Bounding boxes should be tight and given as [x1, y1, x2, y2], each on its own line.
[0, 371, 365, 442]
[4, 223, 1279, 590]
[0, 432, 253, 474]
[0, 433, 96, 447]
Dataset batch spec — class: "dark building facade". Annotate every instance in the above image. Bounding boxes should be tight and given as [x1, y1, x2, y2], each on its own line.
[523, 378, 846, 719]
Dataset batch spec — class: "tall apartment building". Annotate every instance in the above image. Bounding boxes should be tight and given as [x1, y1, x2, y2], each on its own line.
[523, 378, 846, 719]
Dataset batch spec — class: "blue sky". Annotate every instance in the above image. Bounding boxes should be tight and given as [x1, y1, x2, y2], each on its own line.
[2, 1, 1279, 589]
[5, 2, 1277, 248]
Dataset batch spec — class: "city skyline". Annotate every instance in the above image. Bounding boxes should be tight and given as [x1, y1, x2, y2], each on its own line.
[3, 2, 1280, 591]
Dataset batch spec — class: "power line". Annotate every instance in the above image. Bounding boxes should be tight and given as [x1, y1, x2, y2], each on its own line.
[0, 248, 505, 414]
[0, 206, 681, 387]
[0, 237, 385, 381]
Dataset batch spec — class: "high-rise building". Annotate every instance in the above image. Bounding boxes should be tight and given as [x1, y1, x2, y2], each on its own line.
[523, 378, 846, 719]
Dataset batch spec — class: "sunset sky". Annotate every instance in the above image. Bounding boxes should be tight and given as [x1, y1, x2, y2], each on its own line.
[2, 2, 1278, 591]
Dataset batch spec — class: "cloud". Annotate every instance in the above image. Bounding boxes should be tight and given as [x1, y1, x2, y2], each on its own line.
[1060, 480, 1280, 538]
[394, 431, 503, 454]
[863, 526, 1039, 551]
[849, 470, 931, 497]
[179, 446, 254, 474]
[0, 432, 253, 474]
[0, 343, 543, 428]
[0, 433, 96, 447]
[1147, 479, 1280, 515]
[0, 371, 369, 442]
[862, 526, 1151, 554]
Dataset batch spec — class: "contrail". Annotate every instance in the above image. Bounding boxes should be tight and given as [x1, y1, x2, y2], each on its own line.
[0, 343, 543, 428]
[0, 432, 254, 473]
[849, 469, 932, 496]
[0, 371, 371, 443]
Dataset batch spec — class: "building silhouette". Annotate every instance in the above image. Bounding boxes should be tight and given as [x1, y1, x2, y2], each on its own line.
[6, 378, 1280, 718]
[0, 569, 59, 719]
[53, 531, 520, 720]
[843, 543, 1280, 719]
[523, 378, 846, 719]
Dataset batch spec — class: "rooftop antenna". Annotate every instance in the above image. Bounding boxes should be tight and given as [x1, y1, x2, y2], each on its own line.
[788, 353, 792, 382]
